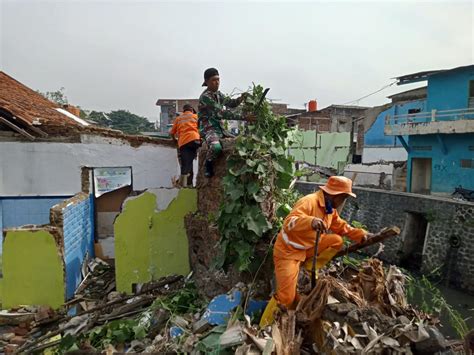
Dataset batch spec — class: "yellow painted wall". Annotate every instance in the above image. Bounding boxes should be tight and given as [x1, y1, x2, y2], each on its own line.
[150, 189, 197, 279]
[3, 230, 64, 309]
[115, 189, 197, 294]
[115, 193, 155, 294]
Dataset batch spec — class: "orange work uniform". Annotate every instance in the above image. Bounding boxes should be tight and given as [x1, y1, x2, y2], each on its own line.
[169, 112, 200, 148]
[273, 190, 366, 307]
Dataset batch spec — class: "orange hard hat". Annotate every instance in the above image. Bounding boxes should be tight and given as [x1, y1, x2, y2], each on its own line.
[320, 176, 356, 198]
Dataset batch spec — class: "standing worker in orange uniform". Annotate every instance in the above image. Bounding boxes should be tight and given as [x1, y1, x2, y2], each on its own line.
[260, 176, 372, 326]
[169, 104, 201, 187]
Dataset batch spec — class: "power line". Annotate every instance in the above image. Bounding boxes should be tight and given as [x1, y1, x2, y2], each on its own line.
[342, 80, 398, 105]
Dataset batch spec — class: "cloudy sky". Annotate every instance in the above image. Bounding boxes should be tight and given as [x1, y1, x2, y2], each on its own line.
[1, 0, 472, 120]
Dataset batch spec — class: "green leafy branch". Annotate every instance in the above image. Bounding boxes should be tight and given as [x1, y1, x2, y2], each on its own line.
[217, 84, 299, 271]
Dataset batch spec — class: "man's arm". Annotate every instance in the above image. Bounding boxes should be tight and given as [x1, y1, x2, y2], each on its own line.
[330, 211, 367, 243]
[221, 93, 243, 109]
[169, 119, 178, 139]
[200, 92, 244, 121]
[282, 196, 326, 243]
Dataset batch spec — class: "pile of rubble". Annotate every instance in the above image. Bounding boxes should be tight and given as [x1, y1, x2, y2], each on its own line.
[0, 256, 466, 354]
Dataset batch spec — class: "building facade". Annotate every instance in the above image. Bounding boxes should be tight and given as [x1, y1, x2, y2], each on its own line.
[384, 65, 474, 195]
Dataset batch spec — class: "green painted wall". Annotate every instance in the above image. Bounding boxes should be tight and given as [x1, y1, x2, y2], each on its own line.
[3, 230, 64, 309]
[115, 189, 197, 294]
[289, 131, 351, 170]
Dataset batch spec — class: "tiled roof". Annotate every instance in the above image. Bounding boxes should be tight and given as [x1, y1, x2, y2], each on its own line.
[0, 71, 174, 147]
[0, 71, 83, 128]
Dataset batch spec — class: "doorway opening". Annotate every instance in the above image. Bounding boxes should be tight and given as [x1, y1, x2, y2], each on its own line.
[399, 211, 428, 271]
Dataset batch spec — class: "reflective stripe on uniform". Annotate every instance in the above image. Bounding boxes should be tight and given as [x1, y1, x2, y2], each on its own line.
[281, 230, 306, 250]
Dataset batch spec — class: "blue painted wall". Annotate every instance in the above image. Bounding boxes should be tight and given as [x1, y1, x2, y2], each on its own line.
[0, 196, 70, 254]
[427, 66, 474, 112]
[63, 194, 95, 299]
[407, 133, 474, 193]
[365, 100, 426, 147]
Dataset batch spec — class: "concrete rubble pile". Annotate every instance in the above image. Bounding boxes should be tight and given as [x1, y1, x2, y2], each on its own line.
[0, 256, 465, 354]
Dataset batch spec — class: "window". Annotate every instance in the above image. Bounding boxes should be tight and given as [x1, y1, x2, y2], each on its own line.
[469, 81, 474, 108]
[460, 159, 474, 168]
[408, 108, 421, 114]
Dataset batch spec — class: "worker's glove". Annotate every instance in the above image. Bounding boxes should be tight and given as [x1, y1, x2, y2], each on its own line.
[311, 218, 326, 232]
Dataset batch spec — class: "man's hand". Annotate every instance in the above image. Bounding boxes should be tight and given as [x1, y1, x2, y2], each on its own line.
[240, 92, 249, 102]
[311, 218, 326, 232]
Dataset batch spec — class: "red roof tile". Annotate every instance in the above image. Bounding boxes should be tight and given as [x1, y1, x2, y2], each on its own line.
[0, 71, 82, 128]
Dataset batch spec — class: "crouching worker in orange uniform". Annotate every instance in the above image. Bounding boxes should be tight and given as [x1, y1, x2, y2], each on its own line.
[260, 176, 370, 327]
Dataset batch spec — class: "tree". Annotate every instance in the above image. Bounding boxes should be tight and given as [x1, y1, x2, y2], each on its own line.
[88, 111, 111, 127]
[106, 110, 155, 134]
[40, 87, 69, 106]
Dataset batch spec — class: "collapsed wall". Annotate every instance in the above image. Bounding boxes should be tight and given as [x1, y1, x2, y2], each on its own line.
[185, 140, 273, 299]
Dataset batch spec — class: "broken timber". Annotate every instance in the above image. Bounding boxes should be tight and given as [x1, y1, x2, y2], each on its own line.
[334, 226, 401, 258]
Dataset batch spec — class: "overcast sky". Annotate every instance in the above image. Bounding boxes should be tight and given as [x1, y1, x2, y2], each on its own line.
[1, 0, 473, 120]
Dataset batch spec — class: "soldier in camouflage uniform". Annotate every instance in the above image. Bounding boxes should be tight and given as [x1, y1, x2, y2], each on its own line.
[198, 68, 253, 177]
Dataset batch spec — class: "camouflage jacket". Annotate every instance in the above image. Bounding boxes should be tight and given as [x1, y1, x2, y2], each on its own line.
[198, 89, 244, 137]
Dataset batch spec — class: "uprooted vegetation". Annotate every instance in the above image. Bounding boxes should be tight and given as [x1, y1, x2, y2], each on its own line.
[217, 84, 300, 272]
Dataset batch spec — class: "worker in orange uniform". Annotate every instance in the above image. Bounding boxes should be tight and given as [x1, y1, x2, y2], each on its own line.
[169, 105, 201, 187]
[260, 176, 371, 327]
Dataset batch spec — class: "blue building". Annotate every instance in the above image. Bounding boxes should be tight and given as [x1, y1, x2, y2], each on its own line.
[384, 65, 474, 195]
[363, 87, 427, 164]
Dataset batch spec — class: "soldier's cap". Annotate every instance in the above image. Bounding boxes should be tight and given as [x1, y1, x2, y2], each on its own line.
[202, 67, 219, 86]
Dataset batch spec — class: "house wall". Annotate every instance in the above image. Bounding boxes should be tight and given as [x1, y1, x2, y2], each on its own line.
[364, 100, 426, 148]
[362, 147, 407, 163]
[0, 196, 70, 255]
[0, 137, 178, 196]
[51, 193, 95, 299]
[2, 192, 95, 307]
[407, 133, 474, 194]
[295, 182, 474, 294]
[427, 66, 474, 111]
[289, 131, 350, 169]
[114, 188, 197, 294]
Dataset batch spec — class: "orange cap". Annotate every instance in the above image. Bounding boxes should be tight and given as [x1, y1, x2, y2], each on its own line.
[320, 176, 356, 198]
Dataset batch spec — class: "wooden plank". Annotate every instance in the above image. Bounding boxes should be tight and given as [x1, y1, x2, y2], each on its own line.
[11, 113, 49, 137]
[0, 115, 35, 140]
[334, 226, 401, 258]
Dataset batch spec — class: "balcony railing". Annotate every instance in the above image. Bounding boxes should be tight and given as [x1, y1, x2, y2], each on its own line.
[385, 108, 474, 126]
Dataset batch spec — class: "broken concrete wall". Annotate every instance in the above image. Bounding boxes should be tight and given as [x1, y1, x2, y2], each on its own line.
[0, 196, 69, 255]
[343, 163, 394, 189]
[95, 185, 132, 259]
[2, 227, 65, 309]
[1, 192, 94, 308]
[0, 139, 178, 196]
[289, 131, 351, 170]
[114, 188, 197, 294]
[50, 193, 94, 299]
[295, 181, 474, 294]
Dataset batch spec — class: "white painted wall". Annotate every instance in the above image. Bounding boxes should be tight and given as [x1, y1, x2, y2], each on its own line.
[362, 147, 407, 164]
[0, 136, 179, 196]
[344, 163, 394, 187]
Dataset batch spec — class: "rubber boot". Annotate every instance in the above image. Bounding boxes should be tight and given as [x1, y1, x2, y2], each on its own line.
[179, 174, 188, 188]
[259, 296, 278, 328]
[304, 247, 340, 279]
[187, 172, 194, 187]
[204, 159, 214, 178]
